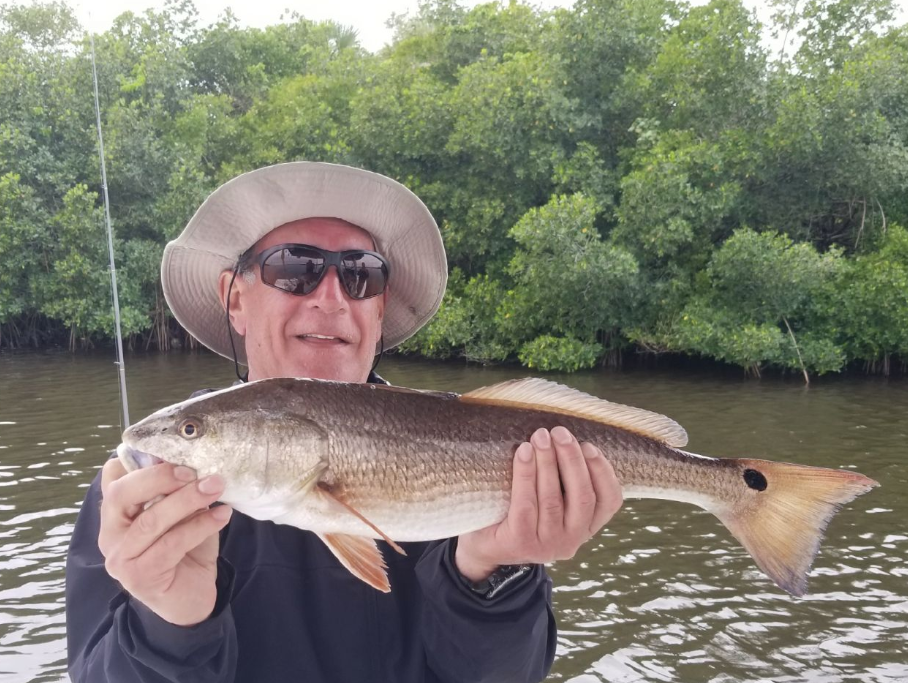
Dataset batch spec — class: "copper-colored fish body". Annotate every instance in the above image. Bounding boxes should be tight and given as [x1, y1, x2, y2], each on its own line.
[117, 377, 878, 595]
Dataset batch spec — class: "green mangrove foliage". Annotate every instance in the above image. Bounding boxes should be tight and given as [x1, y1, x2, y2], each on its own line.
[1, 0, 907, 375]
[673, 229, 846, 376]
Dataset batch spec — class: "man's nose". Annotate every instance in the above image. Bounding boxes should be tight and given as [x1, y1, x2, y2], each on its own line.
[306, 265, 348, 310]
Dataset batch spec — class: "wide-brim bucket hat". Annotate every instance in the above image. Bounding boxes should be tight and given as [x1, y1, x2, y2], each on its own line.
[161, 162, 447, 366]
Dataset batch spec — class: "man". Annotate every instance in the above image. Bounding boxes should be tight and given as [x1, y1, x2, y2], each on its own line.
[66, 162, 623, 682]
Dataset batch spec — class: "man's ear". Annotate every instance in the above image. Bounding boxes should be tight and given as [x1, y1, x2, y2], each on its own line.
[218, 270, 248, 337]
[379, 285, 388, 324]
[371, 286, 388, 351]
[378, 284, 390, 339]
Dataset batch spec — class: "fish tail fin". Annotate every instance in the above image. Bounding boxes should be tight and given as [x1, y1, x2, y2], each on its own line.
[714, 459, 878, 596]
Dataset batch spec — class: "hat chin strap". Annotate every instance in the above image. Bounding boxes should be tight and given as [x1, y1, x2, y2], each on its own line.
[370, 335, 385, 376]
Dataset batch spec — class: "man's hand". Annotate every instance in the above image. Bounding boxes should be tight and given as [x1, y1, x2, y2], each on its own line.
[98, 459, 233, 626]
[456, 426, 623, 582]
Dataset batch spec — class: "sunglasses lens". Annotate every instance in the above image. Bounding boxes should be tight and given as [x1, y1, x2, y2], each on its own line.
[340, 253, 388, 299]
[259, 246, 388, 299]
[262, 247, 325, 295]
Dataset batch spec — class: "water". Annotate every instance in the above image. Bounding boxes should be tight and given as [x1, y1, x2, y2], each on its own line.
[0, 351, 904, 682]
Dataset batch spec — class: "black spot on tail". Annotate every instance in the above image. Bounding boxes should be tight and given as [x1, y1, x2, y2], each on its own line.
[744, 468, 768, 491]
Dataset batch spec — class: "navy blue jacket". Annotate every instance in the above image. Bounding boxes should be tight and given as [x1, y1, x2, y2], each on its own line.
[65, 382, 557, 682]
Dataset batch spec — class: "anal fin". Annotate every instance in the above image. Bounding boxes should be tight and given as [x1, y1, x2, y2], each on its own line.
[318, 533, 391, 593]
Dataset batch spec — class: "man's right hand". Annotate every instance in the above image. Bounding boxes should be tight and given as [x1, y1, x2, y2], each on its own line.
[98, 459, 233, 626]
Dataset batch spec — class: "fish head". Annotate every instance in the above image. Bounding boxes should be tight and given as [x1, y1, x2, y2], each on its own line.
[116, 384, 330, 503]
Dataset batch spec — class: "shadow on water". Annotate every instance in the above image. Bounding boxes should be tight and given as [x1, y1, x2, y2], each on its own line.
[0, 351, 904, 682]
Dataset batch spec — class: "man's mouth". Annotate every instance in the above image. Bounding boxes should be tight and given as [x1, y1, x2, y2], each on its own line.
[296, 334, 348, 344]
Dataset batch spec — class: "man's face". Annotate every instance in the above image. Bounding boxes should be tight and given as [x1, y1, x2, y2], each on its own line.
[219, 217, 386, 383]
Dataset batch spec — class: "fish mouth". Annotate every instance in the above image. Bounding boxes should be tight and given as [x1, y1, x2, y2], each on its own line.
[117, 442, 163, 472]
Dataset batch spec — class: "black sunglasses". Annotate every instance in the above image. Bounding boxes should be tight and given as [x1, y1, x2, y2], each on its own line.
[244, 243, 390, 300]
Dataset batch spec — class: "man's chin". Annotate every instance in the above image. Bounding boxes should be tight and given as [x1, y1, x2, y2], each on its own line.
[290, 353, 369, 383]
[248, 342, 371, 383]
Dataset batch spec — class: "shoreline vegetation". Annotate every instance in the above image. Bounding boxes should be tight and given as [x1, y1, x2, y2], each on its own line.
[1, 1, 907, 380]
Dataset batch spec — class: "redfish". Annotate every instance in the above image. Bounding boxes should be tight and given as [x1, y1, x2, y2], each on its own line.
[117, 377, 878, 594]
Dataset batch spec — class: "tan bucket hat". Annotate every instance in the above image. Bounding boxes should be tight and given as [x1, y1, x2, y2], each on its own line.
[161, 162, 447, 365]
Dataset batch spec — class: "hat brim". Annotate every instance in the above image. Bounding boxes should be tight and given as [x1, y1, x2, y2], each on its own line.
[162, 162, 447, 366]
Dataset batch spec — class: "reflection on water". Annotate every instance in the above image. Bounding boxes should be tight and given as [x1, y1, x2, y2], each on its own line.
[0, 351, 904, 682]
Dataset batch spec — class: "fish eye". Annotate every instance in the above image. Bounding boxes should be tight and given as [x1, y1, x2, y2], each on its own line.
[179, 418, 203, 440]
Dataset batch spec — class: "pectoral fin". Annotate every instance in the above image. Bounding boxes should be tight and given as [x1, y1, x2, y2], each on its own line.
[317, 483, 406, 556]
[293, 461, 329, 496]
[317, 533, 391, 593]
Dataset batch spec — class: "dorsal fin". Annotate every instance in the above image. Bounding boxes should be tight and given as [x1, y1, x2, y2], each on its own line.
[461, 377, 688, 448]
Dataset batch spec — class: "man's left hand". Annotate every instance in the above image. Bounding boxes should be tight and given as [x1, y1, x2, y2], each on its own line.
[455, 426, 623, 582]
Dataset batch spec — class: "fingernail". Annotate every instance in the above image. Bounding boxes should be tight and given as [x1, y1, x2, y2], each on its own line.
[583, 443, 602, 459]
[198, 475, 224, 495]
[211, 505, 232, 521]
[552, 426, 572, 445]
[517, 443, 534, 462]
[532, 428, 551, 449]
[173, 466, 197, 482]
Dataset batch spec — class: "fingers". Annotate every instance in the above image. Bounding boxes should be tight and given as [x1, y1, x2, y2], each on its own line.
[527, 427, 621, 560]
[582, 443, 623, 535]
[463, 428, 622, 570]
[100, 460, 229, 588]
[102, 462, 198, 524]
[532, 428, 564, 540]
[552, 427, 597, 539]
[507, 442, 538, 546]
[101, 457, 127, 490]
[114, 475, 227, 562]
[136, 505, 232, 577]
[96, 460, 230, 626]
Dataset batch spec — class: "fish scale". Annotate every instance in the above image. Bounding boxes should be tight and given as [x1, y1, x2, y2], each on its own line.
[315, 384, 728, 511]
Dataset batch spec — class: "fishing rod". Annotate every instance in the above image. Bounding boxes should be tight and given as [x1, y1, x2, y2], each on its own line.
[89, 28, 130, 429]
